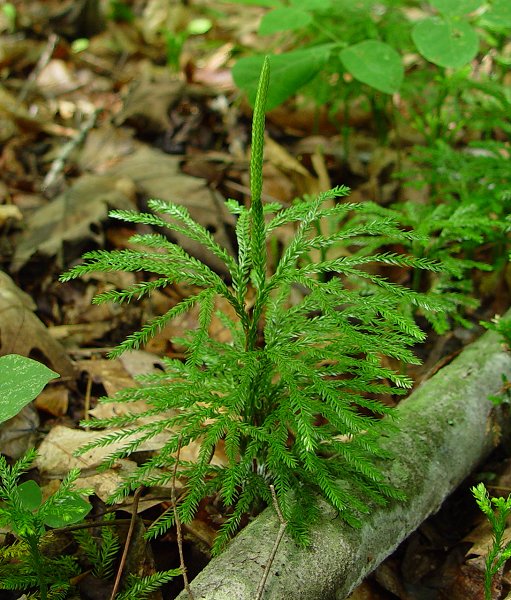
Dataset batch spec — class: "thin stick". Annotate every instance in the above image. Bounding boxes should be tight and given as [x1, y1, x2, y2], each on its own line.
[57, 517, 149, 533]
[83, 370, 92, 428]
[17, 33, 58, 104]
[172, 436, 194, 599]
[109, 486, 144, 600]
[255, 485, 288, 600]
[42, 107, 102, 194]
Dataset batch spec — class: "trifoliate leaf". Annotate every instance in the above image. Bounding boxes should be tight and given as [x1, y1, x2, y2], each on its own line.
[17, 480, 43, 511]
[232, 45, 331, 109]
[412, 17, 479, 69]
[429, 0, 480, 16]
[340, 40, 403, 94]
[259, 7, 312, 34]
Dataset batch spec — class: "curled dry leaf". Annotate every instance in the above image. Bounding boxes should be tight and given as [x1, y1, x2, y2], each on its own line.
[34, 384, 69, 417]
[0, 405, 39, 459]
[113, 74, 185, 133]
[106, 144, 236, 274]
[36, 422, 227, 502]
[0, 204, 22, 225]
[0, 272, 74, 380]
[76, 357, 138, 401]
[11, 173, 137, 272]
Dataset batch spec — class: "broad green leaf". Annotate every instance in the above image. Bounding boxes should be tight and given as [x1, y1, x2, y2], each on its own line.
[42, 496, 91, 528]
[480, 0, 511, 27]
[429, 0, 480, 17]
[339, 40, 403, 94]
[220, 0, 281, 5]
[259, 7, 312, 34]
[412, 17, 479, 69]
[232, 46, 331, 110]
[290, 0, 332, 10]
[0, 354, 59, 425]
[17, 480, 42, 511]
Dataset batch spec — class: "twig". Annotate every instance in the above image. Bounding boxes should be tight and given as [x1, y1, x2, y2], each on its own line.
[172, 435, 194, 599]
[42, 107, 102, 195]
[82, 353, 98, 428]
[255, 485, 288, 600]
[68, 347, 120, 356]
[110, 486, 144, 600]
[83, 371, 92, 428]
[17, 33, 58, 105]
[57, 517, 151, 533]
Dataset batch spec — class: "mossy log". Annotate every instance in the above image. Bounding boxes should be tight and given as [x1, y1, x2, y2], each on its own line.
[176, 322, 511, 600]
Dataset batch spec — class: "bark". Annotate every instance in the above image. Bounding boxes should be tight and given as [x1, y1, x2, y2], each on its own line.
[176, 322, 511, 600]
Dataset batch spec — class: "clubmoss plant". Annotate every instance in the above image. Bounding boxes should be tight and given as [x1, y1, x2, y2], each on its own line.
[346, 197, 501, 333]
[0, 451, 179, 599]
[0, 449, 92, 600]
[471, 482, 511, 600]
[60, 57, 443, 552]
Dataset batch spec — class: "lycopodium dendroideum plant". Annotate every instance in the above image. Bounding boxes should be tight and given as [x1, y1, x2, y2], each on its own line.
[61, 57, 443, 552]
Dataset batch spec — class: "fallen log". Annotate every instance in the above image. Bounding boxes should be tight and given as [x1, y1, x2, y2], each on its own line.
[176, 321, 511, 600]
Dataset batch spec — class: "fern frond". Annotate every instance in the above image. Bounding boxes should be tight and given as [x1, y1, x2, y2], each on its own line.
[115, 569, 181, 600]
[60, 249, 176, 280]
[108, 290, 209, 358]
[146, 199, 238, 273]
[265, 190, 352, 233]
[216, 481, 266, 555]
[60, 57, 456, 553]
[93, 278, 171, 304]
[186, 288, 216, 366]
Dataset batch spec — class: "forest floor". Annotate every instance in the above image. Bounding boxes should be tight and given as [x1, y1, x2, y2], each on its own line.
[1, 1, 511, 599]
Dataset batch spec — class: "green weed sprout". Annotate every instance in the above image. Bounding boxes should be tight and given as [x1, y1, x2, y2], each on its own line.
[0, 449, 92, 600]
[471, 482, 511, 600]
[60, 57, 443, 552]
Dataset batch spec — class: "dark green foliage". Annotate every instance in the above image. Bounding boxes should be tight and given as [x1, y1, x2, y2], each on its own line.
[347, 199, 502, 333]
[60, 58, 443, 553]
[115, 570, 182, 600]
[231, 0, 510, 111]
[411, 141, 511, 217]
[345, 139, 511, 333]
[73, 512, 120, 579]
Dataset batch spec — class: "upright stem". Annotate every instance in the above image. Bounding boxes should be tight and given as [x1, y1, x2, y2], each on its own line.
[28, 535, 47, 600]
[247, 56, 270, 350]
